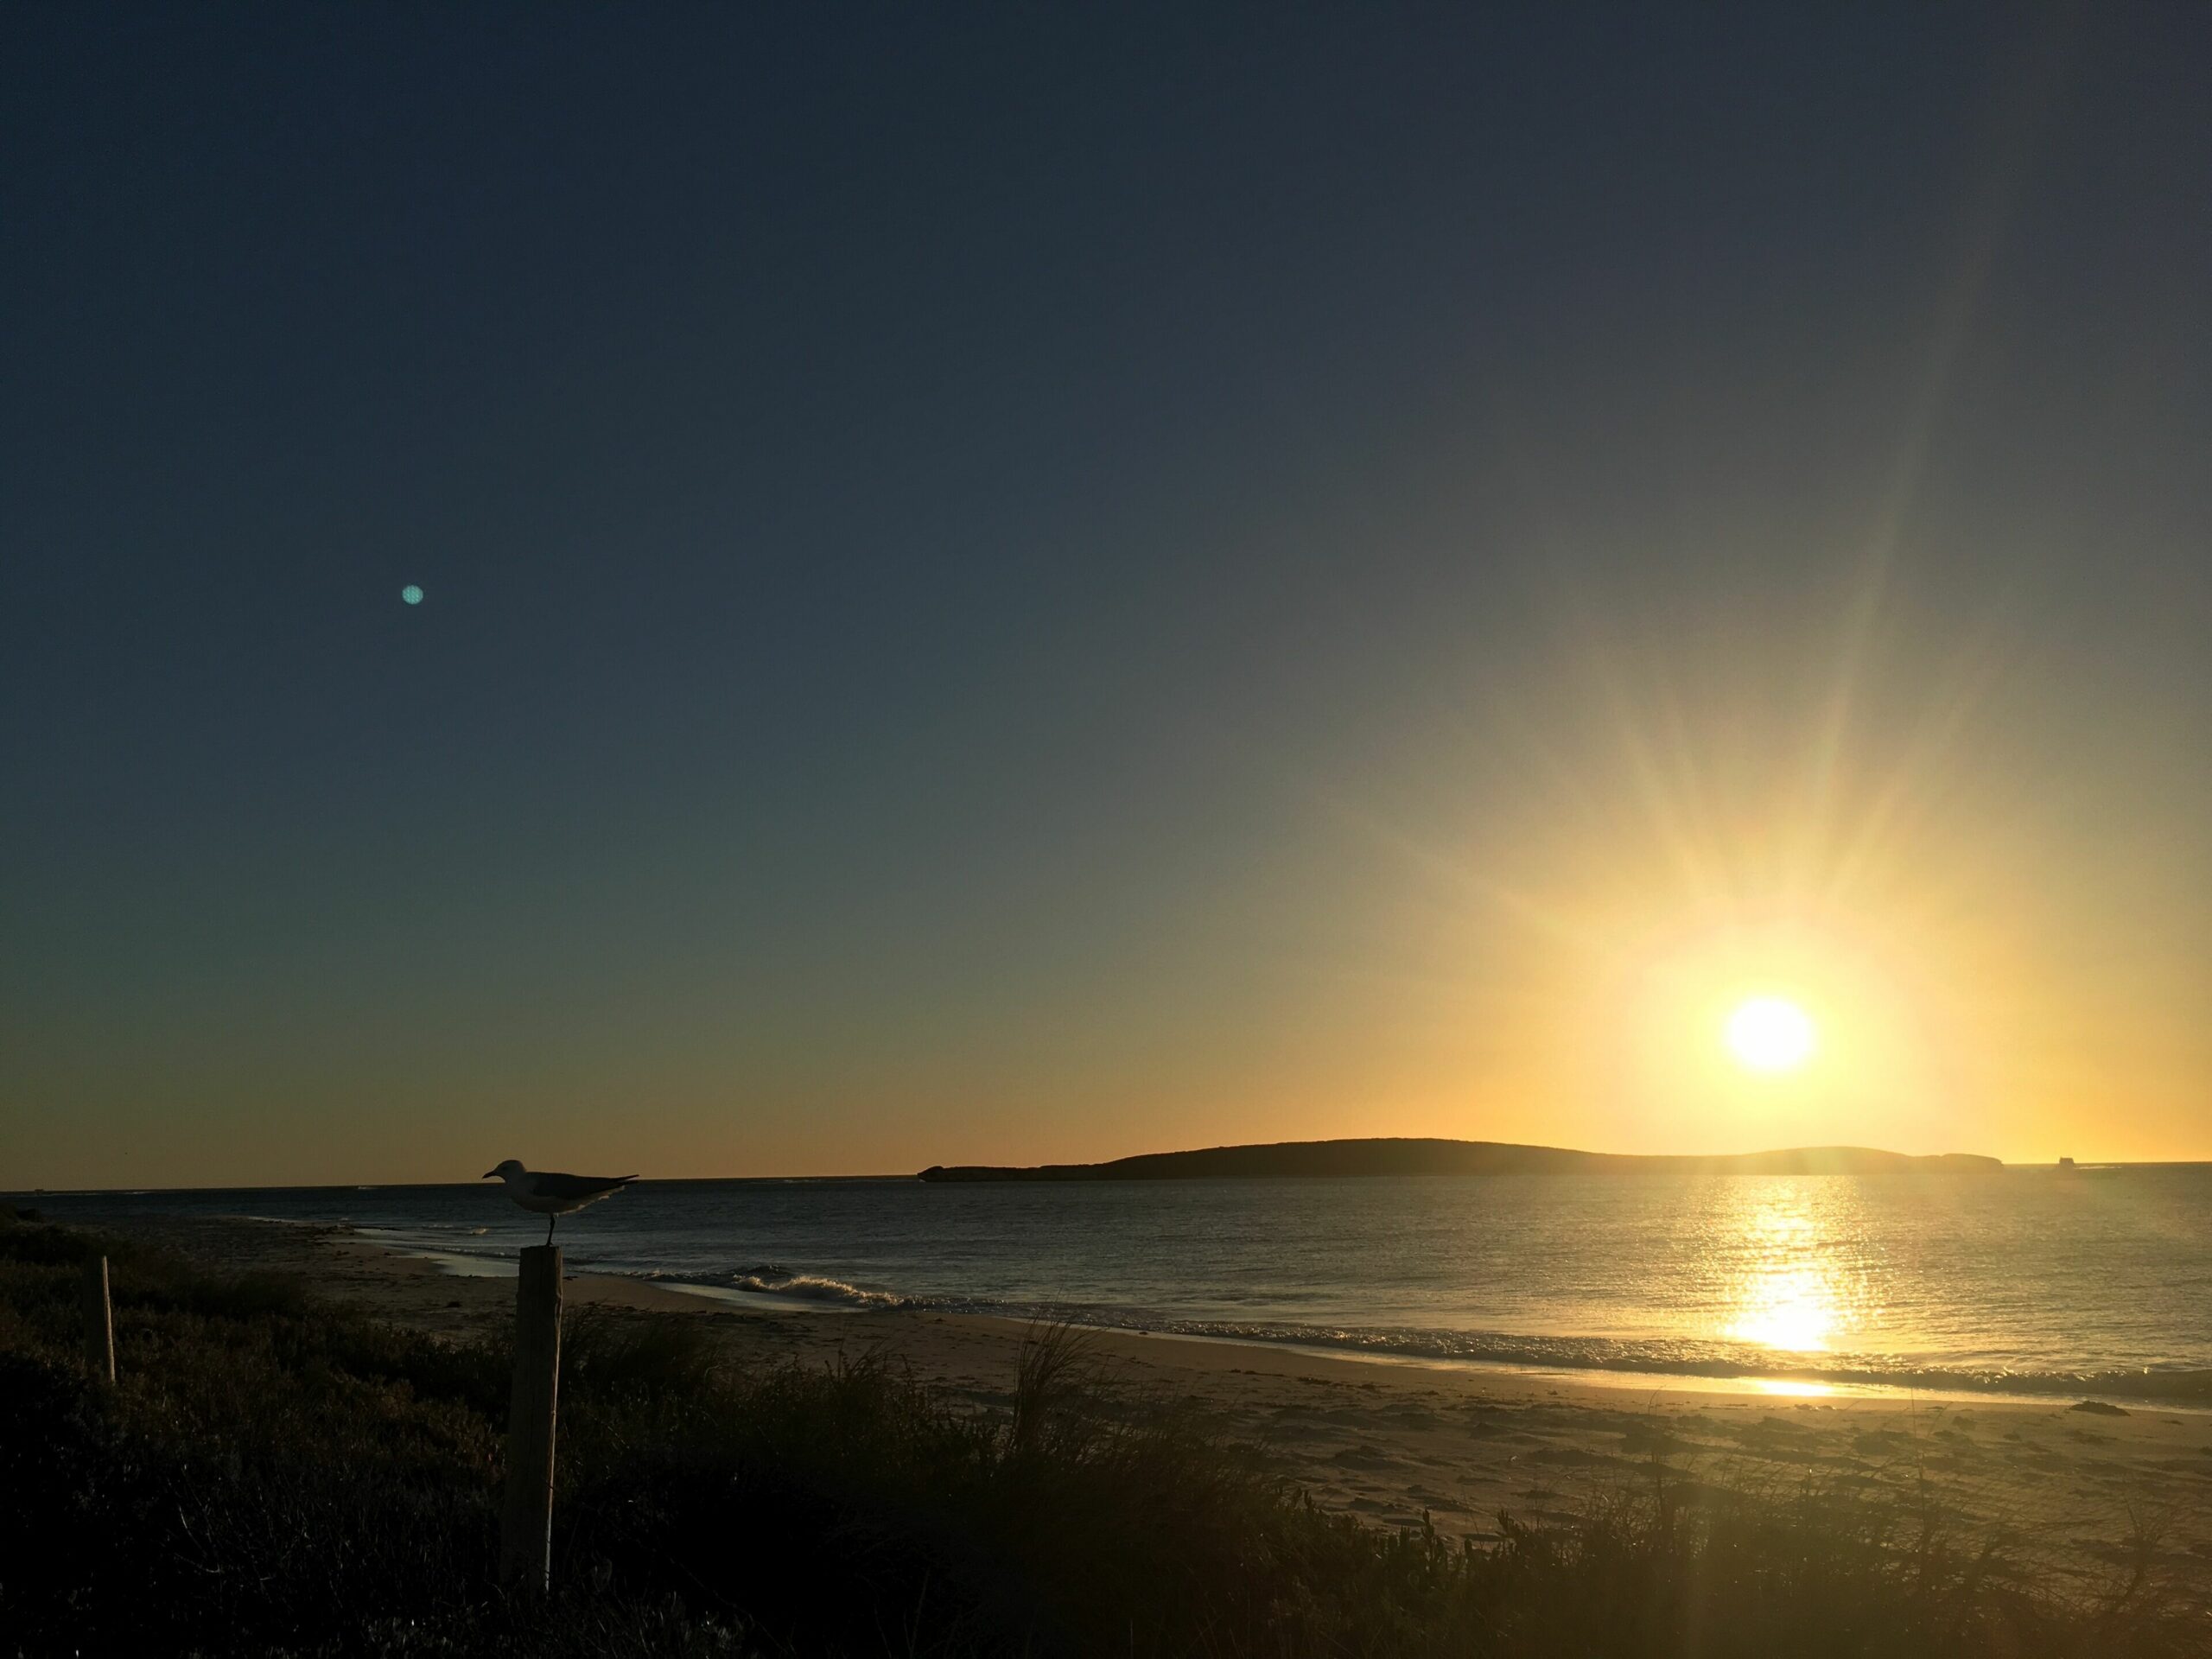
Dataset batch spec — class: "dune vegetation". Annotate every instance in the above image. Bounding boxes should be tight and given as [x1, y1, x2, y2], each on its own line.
[0, 1213, 2196, 1657]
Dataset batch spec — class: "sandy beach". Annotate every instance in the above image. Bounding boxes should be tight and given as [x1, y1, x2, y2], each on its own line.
[95, 1212, 2212, 1602]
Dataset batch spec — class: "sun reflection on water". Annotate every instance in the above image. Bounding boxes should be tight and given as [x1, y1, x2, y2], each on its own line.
[1730, 1267, 1841, 1351]
[1714, 1185, 1875, 1356]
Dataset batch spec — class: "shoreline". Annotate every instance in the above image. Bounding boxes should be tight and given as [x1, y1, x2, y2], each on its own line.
[348, 1224, 2210, 1415]
[77, 1209, 2208, 1580]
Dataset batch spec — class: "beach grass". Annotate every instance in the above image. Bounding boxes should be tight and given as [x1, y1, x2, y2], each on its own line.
[0, 1217, 2197, 1656]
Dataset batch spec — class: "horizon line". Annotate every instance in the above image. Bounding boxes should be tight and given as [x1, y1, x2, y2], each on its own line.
[13, 1148, 2209, 1199]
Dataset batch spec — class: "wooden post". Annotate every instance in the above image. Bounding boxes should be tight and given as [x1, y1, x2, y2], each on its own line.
[80, 1255, 115, 1383]
[499, 1244, 563, 1592]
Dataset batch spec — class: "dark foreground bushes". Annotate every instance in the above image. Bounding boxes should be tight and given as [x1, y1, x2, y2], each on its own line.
[0, 1222, 2196, 1657]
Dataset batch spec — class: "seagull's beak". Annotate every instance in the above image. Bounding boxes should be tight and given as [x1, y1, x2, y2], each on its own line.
[481, 1169, 497, 1179]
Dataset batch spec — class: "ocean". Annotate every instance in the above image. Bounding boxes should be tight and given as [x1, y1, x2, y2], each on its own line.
[20, 1166, 2211, 1403]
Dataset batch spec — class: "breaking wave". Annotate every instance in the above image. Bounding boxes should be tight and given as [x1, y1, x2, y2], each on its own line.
[1104, 1318, 2212, 1404]
[728, 1269, 907, 1309]
[678, 1271, 2212, 1403]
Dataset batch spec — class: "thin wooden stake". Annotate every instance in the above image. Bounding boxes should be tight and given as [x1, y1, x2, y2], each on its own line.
[80, 1255, 115, 1383]
[499, 1243, 563, 1592]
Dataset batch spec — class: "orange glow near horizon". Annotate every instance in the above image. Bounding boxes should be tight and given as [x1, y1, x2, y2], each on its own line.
[4, 572, 2207, 1188]
[1273, 569, 2212, 1174]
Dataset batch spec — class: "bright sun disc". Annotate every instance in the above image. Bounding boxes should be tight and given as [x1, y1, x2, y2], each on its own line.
[1725, 996, 1816, 1073]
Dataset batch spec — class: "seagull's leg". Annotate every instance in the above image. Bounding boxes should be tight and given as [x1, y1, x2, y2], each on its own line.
[546, 1211, 556, 1249]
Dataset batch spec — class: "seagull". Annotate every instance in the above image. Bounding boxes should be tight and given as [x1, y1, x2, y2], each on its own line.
[482, 1160, 638, 1245]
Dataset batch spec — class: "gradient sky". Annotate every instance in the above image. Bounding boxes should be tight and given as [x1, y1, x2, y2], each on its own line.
[4, 4, 2208, 1187]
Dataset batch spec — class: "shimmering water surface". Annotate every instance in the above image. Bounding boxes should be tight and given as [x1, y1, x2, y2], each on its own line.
[22, 1168, 2210, 1402]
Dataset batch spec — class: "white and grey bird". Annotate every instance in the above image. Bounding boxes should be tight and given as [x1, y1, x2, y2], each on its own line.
[482, 1160, 638, 1245]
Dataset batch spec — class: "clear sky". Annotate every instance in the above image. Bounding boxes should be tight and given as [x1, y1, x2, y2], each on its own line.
[3, 4, 2207, 1186]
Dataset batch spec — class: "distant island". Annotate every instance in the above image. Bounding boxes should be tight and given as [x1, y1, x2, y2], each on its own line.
[918, 1137, 2004, 1182]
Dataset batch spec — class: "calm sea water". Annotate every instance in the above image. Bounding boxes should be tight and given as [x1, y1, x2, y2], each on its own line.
[20, 1168, 2212, 1402]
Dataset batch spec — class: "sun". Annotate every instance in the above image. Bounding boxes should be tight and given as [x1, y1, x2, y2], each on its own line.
[1724, 995, 1817, 1074]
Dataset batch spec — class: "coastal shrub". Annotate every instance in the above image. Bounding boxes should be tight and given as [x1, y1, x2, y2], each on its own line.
[562, 1301, 727, 1399]
[0, 1222, 2199, 1658]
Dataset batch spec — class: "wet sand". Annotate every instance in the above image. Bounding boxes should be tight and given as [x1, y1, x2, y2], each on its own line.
[96, 1213, 2212, 1599]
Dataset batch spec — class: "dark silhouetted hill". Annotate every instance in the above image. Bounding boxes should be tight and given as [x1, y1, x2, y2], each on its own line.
[918, 1138, 2003, 1182]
